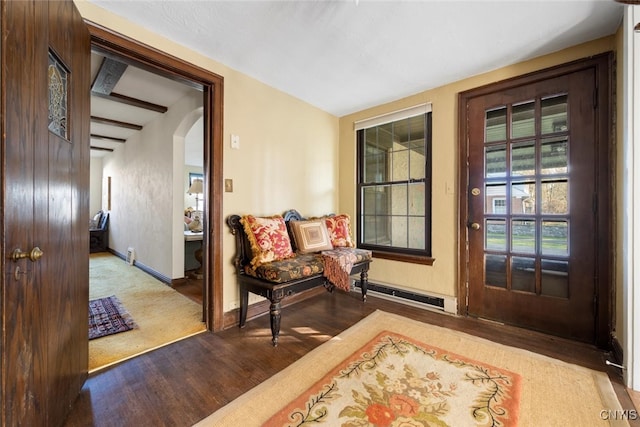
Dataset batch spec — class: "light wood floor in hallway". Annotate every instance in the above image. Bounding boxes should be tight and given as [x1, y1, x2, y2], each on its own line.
[65, 289, 639, 426]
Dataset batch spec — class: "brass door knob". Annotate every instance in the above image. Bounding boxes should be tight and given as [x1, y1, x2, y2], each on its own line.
[11, 247, 44, 262]
[470, 222, 481, 231]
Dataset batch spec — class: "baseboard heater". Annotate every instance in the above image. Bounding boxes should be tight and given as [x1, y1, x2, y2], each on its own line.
[354, 280, 448, 311]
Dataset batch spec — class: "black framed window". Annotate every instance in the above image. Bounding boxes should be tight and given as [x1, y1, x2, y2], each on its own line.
[357, 110, 432, 262]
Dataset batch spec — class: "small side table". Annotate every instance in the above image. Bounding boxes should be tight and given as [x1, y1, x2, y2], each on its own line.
[184, 231, 203, 279]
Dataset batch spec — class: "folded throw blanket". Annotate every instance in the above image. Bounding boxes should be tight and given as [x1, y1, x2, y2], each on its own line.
[321, 248, 359, 292]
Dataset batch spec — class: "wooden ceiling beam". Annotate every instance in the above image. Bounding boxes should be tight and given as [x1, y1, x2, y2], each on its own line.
[92, 91, 168, 113]
[90, 133, 126, 143]
[91, 116, 142, 131]
[90, 146, 115, 152]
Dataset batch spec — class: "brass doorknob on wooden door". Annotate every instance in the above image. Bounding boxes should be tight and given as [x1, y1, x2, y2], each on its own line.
[11, 247, 44, 262]
[470, 222, 481, 230]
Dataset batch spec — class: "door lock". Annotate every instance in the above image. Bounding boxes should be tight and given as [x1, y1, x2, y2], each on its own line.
[11, 247, 44, 262]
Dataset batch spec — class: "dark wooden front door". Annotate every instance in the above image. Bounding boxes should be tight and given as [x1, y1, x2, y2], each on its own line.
[1, 1, 90, 424]
[459, 55, 612, 345]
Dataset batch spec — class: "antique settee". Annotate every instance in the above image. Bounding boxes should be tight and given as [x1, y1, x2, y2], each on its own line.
[227, 209, 372, 346]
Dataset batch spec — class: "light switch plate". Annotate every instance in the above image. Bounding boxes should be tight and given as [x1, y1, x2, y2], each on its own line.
[445, 181, 455, 195]
[225, 179, 233, 192]
[230, 134, 240, 149]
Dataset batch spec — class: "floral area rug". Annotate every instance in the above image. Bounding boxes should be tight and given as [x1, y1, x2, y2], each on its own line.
[194, 310, 628, 427]
[88, 295, 138, 340]
[267, 331, 520, 426]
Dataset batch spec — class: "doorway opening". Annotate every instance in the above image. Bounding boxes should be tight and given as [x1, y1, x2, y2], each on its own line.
[86, 22, 225, 337]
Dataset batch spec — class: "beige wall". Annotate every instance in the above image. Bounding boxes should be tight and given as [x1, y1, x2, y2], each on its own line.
[89, 157, 103, 215]
[76, 2, 340, 311]
[338, 36, 617, 304]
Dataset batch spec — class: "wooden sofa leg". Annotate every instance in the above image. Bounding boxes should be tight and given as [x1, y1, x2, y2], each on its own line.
[239, 285, 248, 328]
[360, 269, 368, 302]
[270, 299, 282, 347]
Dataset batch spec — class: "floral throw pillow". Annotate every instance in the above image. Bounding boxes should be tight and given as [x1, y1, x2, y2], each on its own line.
[324, 214, 354, 248]
[241, 215, 294, 267]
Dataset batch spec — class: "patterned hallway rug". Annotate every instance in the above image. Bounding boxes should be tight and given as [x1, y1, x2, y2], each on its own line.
[89, 295, 138, 340]
[194, 310, 628, 427]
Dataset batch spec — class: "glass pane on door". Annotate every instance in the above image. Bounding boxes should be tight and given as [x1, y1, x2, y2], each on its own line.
[541, 220, 568, 256]
[486, 145, 506, 177]
[486, 107, 506, 142]
[486, 219, 506, 251]
[541, 137, 568, 174]
[512, 256, 536, 293]
[541, 259, 569, 298]
[511, 141, 535, 176]
[485, 254, 507, 288]
[541, 95, 568, 134]
[512, 101, 535, 138]
[541, 180, 568, 214]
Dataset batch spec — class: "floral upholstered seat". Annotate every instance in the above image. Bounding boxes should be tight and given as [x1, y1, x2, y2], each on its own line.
[245, 249, 372, 284]
[245, 253, 324, 283]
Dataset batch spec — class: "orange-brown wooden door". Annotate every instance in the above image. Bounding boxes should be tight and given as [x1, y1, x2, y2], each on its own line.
[465, 63, 606, 343]
[1, 1, 90, 424]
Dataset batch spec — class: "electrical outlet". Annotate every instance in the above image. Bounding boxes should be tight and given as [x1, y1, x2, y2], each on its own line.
[225, 179, 233, 192]
[126, 247, 135, 265]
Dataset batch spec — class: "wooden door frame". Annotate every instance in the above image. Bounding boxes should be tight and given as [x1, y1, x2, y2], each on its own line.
[85, 21, 224, 332]
[457, 53, 613, 347]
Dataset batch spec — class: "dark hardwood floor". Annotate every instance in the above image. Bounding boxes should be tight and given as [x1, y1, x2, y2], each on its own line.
[64, 290, 638, 427]
[172, 275, 204, 305]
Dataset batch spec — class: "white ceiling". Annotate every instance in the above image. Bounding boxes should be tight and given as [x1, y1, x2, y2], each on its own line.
[88, 0, 624, 117]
